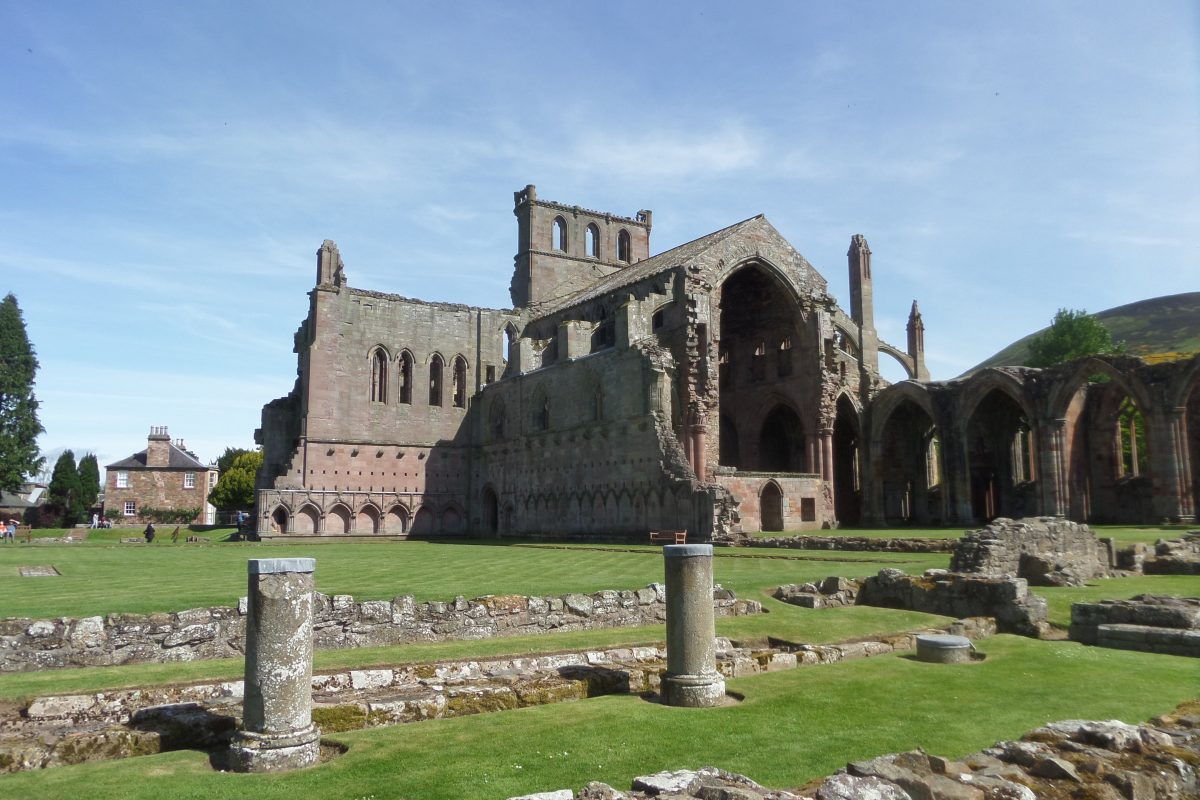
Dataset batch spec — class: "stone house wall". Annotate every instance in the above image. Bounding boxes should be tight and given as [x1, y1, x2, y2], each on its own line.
[103, 467, 210, 524]
[0, 585, 760, 673]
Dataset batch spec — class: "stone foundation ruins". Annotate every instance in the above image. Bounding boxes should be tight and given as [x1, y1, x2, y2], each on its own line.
[0, 626, 970, 773]
[775, 568, 1050, 637]
[0, 584, 761, 673]
[949, 516, 1112, 586]
[506, 702, 1200, 799]
[1070, 594, 1200, 658]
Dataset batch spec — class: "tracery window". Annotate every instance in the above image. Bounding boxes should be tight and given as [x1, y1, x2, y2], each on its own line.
[398, 351, 413, 404]
[452, 355, 468, 408]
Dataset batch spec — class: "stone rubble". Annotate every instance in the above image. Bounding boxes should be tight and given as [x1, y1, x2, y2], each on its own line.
[949, 516, 1111, 586]
[1070, 593, 1200, 657]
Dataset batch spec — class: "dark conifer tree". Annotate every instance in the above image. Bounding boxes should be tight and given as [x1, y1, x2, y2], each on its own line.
[0, 294, 43, 492]
[77, 453, 101, 512]
[47, 450, 83, 527]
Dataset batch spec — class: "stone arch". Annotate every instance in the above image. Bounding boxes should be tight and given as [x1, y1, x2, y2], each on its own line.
[482, 486, 500, 536]
[553, 216, 568, 251]
[958, 369, 1036, 427]
[503, 323, 518, 365]
[428, 353, 445, 406]
[1047, 357, 1151, 420]
[965, 388, 1037, 522]
[531, 386, 550, 431]
[873, 391, 942, 525]
[355, 503, 381, 534]
[270, 505, 289, 533]
[326, 503, 352, 534]
[385, 504, 409, 534]
[877, 342, 917, 380]
[441, 505, 464, 534]
[617, 489, 634, 530]
[369, 346, 390, 403]
[760, 480, 784, 532]
[397, 349, 414, 404]
[294, 504, 320, 534]
[832, 392, 862, 525]
[452, 354, 468, 408]
[868, 382, 936, 449]
[410, 506, 435, 535]
[617, 228, 631, 262]
[489, 395, 506, 440]
[586, 223, 600, 258]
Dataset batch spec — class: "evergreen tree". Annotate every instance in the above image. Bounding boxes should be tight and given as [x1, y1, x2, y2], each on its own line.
[47, 450, 84, 527]
[208, 450, 263, 512]
[76, 453, 101, 511]
[1026, 308, 1123, 368]
[216, 446, 253, 476]
[0, 294, 43, 492]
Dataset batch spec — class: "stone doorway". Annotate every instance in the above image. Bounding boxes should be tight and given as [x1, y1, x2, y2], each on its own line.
[271, 506, 288, 533]
[483, 488, 499, 537]
[760, 482, 783, 531]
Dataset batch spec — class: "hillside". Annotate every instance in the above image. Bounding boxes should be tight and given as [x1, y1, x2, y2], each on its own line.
[966, 292, 1200, 375]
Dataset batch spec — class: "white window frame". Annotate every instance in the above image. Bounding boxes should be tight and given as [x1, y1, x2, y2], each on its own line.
[116, 471, 129, 489]
[184, 472, 196, 489]
[123, 501, 136, 516]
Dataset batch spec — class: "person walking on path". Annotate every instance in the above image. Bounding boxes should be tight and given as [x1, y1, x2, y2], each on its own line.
[143, 522, 155, 543]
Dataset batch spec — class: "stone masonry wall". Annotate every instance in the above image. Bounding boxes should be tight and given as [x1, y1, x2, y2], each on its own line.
[857, 568, 1049, 637]
[0, 585, 760, 673]
[1070, 594, 1200, 657]
[950, 516, 1110, 586]
[103, 467, 211, 524]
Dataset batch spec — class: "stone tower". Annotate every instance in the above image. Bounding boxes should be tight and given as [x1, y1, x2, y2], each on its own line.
[848, 234, 879, 383]
[907, 300, 930, 381]
[509, 184, 652, 308]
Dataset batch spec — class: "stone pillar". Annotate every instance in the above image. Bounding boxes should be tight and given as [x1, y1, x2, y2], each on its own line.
[661, 544, 725, 707]
[820, 428, 834, 483]
[692, 423, 708, 480]
[230, 558, 319, 772]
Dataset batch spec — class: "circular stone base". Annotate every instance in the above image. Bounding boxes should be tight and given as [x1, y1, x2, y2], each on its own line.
[229, 724, 321, 772]
[662, 673, 727, 707]
[916, 634, 973, 664]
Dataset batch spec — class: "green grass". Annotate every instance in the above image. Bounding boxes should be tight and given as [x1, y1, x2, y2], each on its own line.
[1033, 573, 1200, 627]
[0, 636, 1193, 800]
[0, 539, 948, 619]
[1089, 524, 1195, 548]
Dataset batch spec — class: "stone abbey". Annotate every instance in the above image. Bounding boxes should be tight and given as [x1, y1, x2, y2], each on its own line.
[254, 186, 1199, 538]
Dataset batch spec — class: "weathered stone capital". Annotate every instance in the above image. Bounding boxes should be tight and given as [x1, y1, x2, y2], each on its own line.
[249, 558, 316, 575]
[663, 544, 712, 559]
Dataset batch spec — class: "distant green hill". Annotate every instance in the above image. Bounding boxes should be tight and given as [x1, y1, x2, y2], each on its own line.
[966, 292, 1200, 375]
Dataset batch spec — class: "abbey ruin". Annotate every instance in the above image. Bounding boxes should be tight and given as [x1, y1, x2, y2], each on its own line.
[254, 186, 1199, 538]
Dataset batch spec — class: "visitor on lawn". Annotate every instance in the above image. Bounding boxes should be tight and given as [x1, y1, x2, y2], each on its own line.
[144, 523, 155, 543]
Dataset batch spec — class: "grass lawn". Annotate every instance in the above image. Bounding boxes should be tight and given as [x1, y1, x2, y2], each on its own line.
[0, 539, 948, 619]
[745, 526, 968, 540]
[0, 636, 1194, 800]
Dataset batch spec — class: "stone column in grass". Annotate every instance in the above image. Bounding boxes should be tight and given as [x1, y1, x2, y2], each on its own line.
[661, 543, 725, 707]
[230, 557, 319, 772]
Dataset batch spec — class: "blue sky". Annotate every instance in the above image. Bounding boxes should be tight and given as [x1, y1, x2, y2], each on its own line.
[2, 1, 1197, 475]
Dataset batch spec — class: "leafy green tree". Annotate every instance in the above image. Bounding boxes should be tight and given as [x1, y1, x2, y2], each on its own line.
[208, 450, 263, 512]
[0, 294, 44, 492]
[76, 453, 100, 511]
[1026, 308, 1124, 368]
[215, 446, 253, 476]
[46, 450, 84, 527]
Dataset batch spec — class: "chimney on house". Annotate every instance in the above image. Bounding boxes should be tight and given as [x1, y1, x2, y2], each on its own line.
[147, 426, 171, 467]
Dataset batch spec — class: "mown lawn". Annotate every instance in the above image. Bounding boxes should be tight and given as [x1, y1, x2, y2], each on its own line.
[0, 636, 1193, 800]
[0, 539, 948, 619]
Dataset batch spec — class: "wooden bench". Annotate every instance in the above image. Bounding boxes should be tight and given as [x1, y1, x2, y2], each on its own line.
[649, 529, 687, 545]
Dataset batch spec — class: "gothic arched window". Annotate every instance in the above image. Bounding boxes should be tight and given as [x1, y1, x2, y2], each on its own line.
[398, 350, 413, 404]
[370, 348, 388, 403]
[429, 354, 444, 406]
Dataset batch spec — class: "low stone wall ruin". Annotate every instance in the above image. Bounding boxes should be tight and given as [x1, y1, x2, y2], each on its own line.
[0, 585, 761, 673]
[743, 535, 957, 553]
[1070, 594, 1200, 657]
[774, 568, 1049, 637]
[950, 516, 1111, 586]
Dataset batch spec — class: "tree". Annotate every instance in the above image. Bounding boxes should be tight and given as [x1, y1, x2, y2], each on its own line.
[76, 453, 100, 511]
[46, 450, 84, 527]
[1026, 308, 1124, 368]
[208, 450, 263, 513]
[215, 446, 253, 476]
[0, 294, 43, 492]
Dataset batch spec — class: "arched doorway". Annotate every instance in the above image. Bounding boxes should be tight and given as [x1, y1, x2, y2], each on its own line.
[758, 405, 806, 472]
[833, 395, 861, 524]
[760, 482, 784, 531]
[483, 487, 499, 536]
[270, 506, 289, 533]
[966, 389, 1035, 522]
